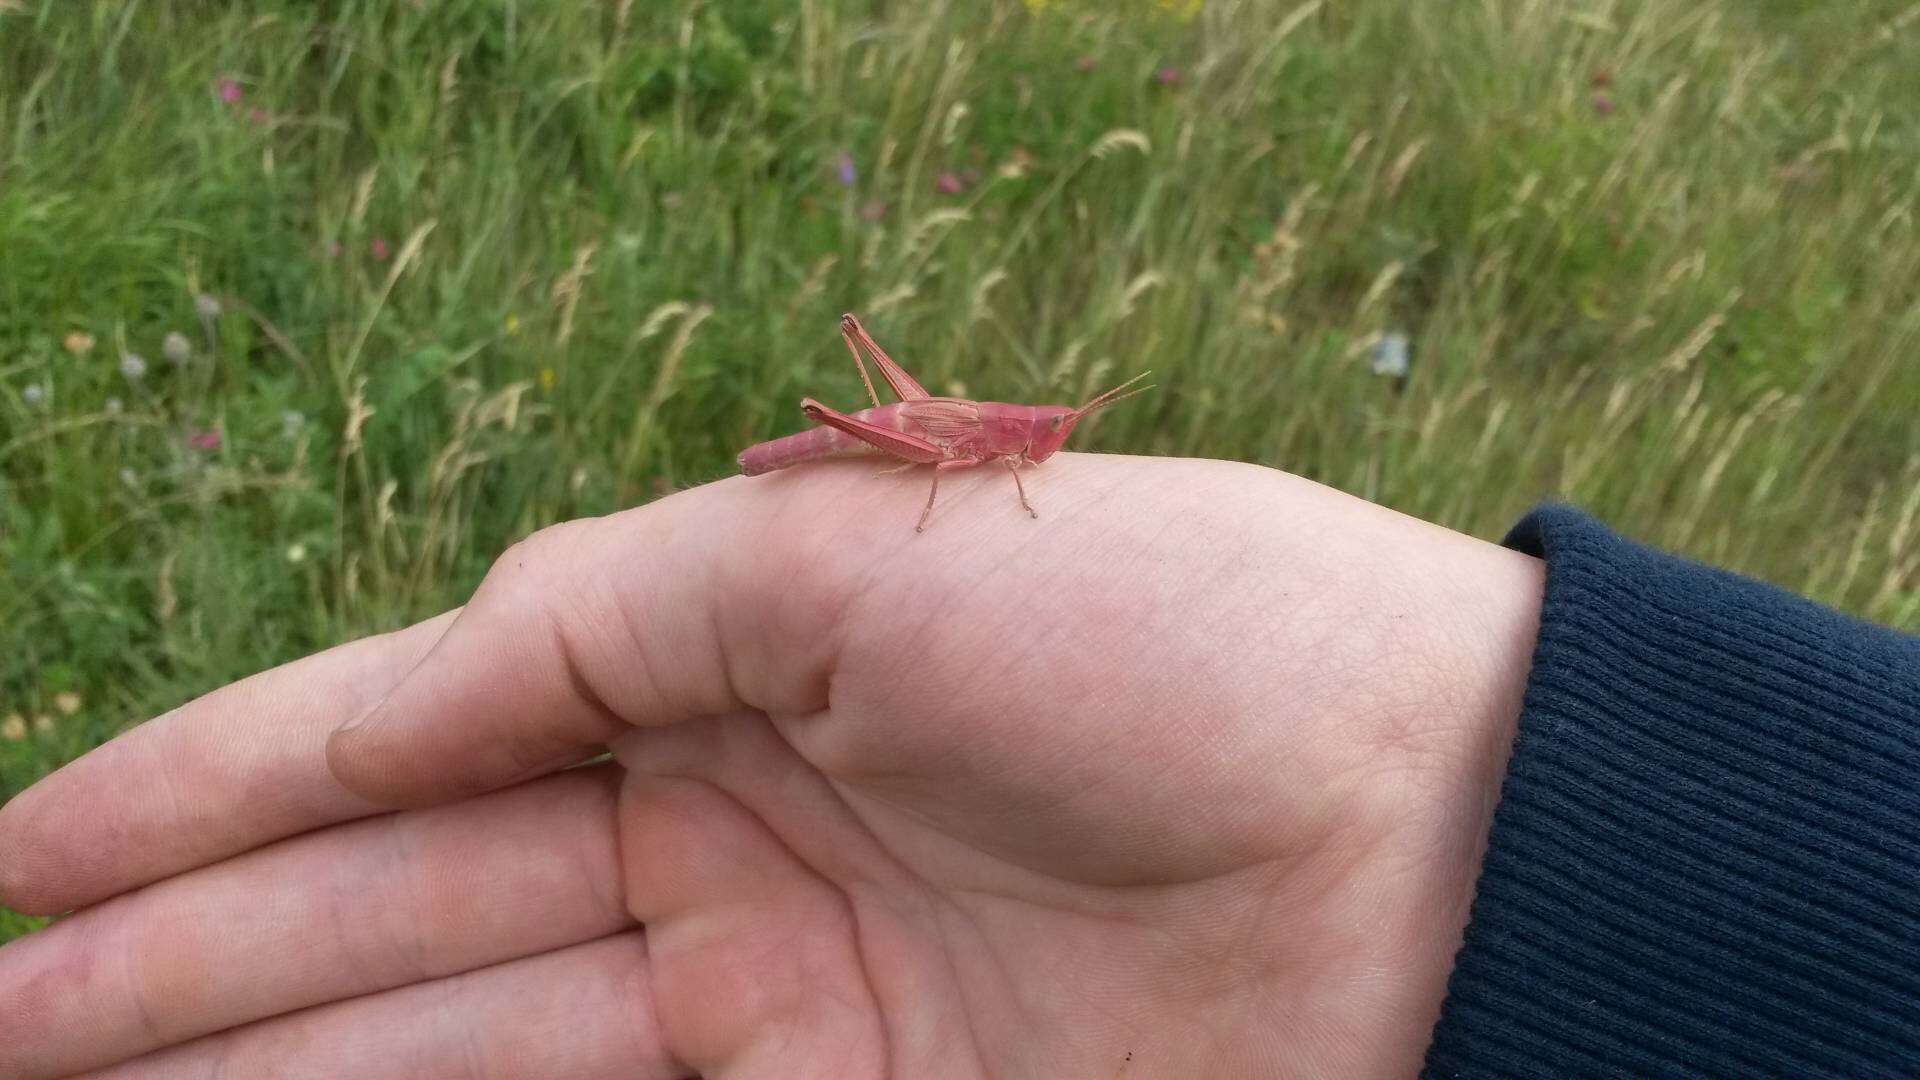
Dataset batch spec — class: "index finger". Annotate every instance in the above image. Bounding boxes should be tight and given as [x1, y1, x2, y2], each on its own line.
[0, 610, 457, 915]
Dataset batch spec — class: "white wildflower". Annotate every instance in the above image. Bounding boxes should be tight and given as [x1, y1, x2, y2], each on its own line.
[1371, 332, 1411, 378]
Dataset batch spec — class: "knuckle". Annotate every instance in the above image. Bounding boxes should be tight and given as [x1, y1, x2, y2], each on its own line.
[482, 518, 601, 605]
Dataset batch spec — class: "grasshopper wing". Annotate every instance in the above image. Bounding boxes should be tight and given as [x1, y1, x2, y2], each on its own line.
[900, 399, 985, 443]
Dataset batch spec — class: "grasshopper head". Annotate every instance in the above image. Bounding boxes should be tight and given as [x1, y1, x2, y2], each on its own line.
[1025, 372, 1153, 462]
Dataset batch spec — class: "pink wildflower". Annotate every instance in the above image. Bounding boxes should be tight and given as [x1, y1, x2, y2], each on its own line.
[935, 172, 965, 195]
[370, 236, 390, 261]
[217, 78, 242, 105]
[1155, 67, 1182, 86]
[187, 427, 221, 451]
[1593, 92, 1615, 116]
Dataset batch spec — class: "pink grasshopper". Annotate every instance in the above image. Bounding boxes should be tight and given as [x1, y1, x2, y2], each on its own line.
[738, 314, 1151, 531]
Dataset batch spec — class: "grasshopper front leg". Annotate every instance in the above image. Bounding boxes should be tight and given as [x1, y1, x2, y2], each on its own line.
[1004, 458, 1037, 519]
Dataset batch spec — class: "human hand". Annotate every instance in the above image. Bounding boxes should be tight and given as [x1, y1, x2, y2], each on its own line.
[0, 454, 1543, 1078]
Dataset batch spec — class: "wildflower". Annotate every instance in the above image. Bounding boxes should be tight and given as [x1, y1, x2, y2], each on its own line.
[998, 146, 1034, 180]
[539, 367, 557, 391]
[105, 397, 124, 414]
[248, 107, 268, 125]
[1371, 332, 1411, 378]
[1, 714, 24, 741]
[835, 151, 857, 187]
[935, 172, 966, 194]
[327, 240, 343, 257]
[64, 331, 96, 356]
[121, 353, 149, 380]
[119, 467, 139, 489]
[187, 426, 221, 451]
[287, 542, 308, 564]
[22, 382, 47, 407]
[1592, 92, 1614, 116]
[54, 691, 81, 715]
[217, 78, 243, 105]
[195, 293, 223, 319]
[504, 312, 520, 335]
[370, 236, 390, 260]
[281, 409, 306, 437]
[33, 715, 54, 735]
[1155, 67, 1183, 86]
[164, 331, 192, 364]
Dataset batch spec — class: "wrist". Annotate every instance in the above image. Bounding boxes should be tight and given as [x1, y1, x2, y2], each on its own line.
[1338, 512, 1546, 1072]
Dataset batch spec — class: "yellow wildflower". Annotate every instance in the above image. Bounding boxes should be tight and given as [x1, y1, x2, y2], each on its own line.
[539, 367, 557, 391]
[54, 691, 81, 715]
[64, 331, 96, 356]
[1, 714, 24, 741]
[33, 715, 54, 735]
[505, 312, 521, 335]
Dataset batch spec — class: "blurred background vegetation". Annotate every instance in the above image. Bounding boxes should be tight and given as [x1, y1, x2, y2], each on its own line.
[1, 0, 1916, 877]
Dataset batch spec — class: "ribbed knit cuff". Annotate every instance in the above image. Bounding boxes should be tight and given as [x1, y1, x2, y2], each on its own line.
[1422, 505, 1920, 1079]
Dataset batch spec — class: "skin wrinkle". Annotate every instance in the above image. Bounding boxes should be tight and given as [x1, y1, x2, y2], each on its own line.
[119, 901, 175, 1049]
[577, 775, 633, 937]
[384, 812, 440, 987]
[710, 503, 843, 720]
[454, 967, 494, 1080]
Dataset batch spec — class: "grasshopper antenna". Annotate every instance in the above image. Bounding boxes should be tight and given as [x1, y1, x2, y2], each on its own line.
[1073, 371, 1154, 418]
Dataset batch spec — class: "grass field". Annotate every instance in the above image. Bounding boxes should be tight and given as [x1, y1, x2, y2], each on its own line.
[2, 0, 1917, 934]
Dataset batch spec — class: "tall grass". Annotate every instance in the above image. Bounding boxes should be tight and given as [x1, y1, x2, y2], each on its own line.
[1, 0, 1915, 821]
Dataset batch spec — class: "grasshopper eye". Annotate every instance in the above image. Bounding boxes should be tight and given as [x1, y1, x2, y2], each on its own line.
[1049, 415, 1063, 432]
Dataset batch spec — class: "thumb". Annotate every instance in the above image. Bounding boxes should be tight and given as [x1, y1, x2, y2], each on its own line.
[325, 498, 799, 807]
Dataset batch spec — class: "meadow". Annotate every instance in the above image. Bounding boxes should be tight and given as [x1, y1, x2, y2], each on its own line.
[2, 0, 1916, 937]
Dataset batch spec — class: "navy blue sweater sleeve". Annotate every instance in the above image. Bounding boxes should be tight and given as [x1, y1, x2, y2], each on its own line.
[1422, 505, 1920, 1079]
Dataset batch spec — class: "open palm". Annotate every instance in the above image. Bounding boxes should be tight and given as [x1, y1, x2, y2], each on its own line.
[0, 455, 1541, 1078]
